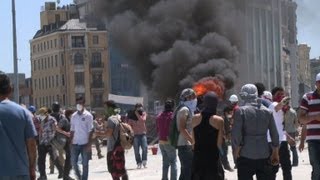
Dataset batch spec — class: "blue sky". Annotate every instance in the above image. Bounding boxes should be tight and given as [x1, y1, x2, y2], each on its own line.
[0, 0, 318, 77]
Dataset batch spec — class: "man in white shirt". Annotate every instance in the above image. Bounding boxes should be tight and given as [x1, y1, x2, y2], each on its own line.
[70, 96, 94, 180]
[268, 87, 293, 180]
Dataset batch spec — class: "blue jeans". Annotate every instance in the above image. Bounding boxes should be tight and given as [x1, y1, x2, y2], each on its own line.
[0, 176, 29, 180]
[308, 140, 320, 180]
[159, 144, 177, 180]
[71, 144, 91, 180]
[133, 134, 148, 165]
[178, 145, 193, 180]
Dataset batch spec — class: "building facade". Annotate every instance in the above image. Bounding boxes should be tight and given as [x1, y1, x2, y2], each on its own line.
[30, 2, 110, 112]
[298, 44, 311, 98]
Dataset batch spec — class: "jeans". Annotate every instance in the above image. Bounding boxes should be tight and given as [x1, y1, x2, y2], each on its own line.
[237, 157, 273, 180]
[71, 144, 91, 180]
[177, 145, 193, 180]
[271, 141, 292, 180]
[288, 132, 298, 166]
[133, 134, 148, 165]
[159, 144, 177, 180]
[308, 140, 320, 180]
[63, 143, 72, 178]
[38, 144, 63, 177]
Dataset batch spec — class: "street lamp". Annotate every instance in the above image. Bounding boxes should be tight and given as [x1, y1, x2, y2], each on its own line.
[11, 0, 19, 103]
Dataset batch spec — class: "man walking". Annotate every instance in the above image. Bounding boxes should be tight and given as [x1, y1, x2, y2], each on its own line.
[0, 73, 37, 180]
[232, 84, 279, 180]
[299, 72, 320, 180]
[70, 96, 94, 180]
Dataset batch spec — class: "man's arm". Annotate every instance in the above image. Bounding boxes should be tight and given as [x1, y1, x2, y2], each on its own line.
[26, 138, 37, 180]
[298, 108, 320, 124]
[231, 109, 243, 159]
[178, 109, 193, 144]
[299, 125, 307, 152]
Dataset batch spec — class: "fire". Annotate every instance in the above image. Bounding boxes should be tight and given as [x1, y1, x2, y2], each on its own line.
[192, 77, 225, 98]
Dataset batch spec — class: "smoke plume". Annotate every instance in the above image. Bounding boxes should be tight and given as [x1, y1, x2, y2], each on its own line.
[94, 0, 244, 98]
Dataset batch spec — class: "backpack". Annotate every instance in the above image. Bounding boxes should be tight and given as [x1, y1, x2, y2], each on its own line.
[111, 115, 134, 150]
[168, 104, 191, 148]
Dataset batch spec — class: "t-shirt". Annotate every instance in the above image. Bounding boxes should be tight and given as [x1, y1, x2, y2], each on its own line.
[176, 107, 193, 146]
[0, 100, 37, 176]
[268, 102, 287, 142]
[70, 110, 94, 145]
[107, 115, 120, 152]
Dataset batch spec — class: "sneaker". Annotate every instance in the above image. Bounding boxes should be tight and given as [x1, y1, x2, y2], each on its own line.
[63, 176, 75, 180]
[58, 173, 63, 179]
[142, 161, 147, 168]
[225, 166, 234, 172]
[137, 163, 142, 169]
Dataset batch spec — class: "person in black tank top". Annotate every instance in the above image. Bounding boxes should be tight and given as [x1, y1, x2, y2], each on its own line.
[191, 91, 224, 180]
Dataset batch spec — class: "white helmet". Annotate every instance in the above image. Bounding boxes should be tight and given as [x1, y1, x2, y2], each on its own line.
[229, 94, 239, 103]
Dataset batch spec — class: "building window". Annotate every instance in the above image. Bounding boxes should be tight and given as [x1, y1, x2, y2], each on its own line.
[39, 79, 41, 90]
[34, 60, 36, 71]
[37, 44, 39, 52]
[74, 53, 84, 65]
[45, 77, 48, 89]
[92, 73, 103, 88]
[93, 35, 99, 44]
[56, 75, 59, 87]
[34, 79, 37, 90]
[61, 53, 64, 66]
[50, 40, 53, 49]
[54, 39, 57, 48]
[48, 76, 51, 88]
[91, 52, 101, 67]
[75, 72, 84, 85]
[38, 60, 40, 70]
[60, 37, 64, 47]
[51, 56, 54, 68]
[44, 58, 47, 69]
[61, 74, 65, 86]
[40, 43, 43, 51]
[44, 42, 46, 50]
[33, 45, 36, 53]
[93, 94, 103, 107]
[63, 94, 66, 105]
[55, 55, 58, 67]
[72, 36, 85, 48]
[47, 41, 49, 50]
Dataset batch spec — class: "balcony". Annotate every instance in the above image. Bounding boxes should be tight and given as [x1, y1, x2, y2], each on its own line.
[90, 62, 104, 69]
[91, 82, 104, 89]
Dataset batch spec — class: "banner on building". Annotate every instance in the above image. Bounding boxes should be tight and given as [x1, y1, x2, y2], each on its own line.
[108, 94, 144, 105]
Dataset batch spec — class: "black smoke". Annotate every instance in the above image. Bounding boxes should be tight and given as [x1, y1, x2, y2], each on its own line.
[94, 0, 244, 98]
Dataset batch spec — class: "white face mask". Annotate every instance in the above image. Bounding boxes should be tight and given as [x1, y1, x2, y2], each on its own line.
[184, 99, 198, 113]
[227, 114, 232, 119]
[76, 104, 83, 111]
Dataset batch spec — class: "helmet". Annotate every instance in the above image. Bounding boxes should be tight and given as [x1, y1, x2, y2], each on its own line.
[28, 105, 36, 113]
[262, 91, 272, 101]
[180, 88, 196, 101]
[229, 94, 238, 103]
[52, 101, 60, 113]
[239, 84, 258, 100]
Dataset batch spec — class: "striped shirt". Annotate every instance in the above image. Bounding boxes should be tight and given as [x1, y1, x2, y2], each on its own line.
[300, 91, 320, 141]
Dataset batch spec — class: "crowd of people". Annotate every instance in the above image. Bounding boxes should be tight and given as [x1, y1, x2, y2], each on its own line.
[2, 70, 320, 180]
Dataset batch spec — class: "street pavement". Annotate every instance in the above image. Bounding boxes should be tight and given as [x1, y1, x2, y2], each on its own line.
[40, 143, 312, 180]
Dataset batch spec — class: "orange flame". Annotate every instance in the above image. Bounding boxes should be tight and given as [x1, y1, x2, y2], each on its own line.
[192, 77, 225, 98]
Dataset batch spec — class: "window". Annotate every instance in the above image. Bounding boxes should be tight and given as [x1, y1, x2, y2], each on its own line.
[52, 76, 54, 88]
[92, 73, 103, 88]
[33, 45, 36, 53]
[63, 94, 66, 105]
[72, 36, 85, 47]
[60, 38, 64, 47]
[91, 52, 101, 67]
[48, 76, 51, 88]
[50, 40, 53, 49]
[42, 78, 44, 89]
[44, 41, 46, 50]
[40, 43, 43, 51]
[47, 41, 49, 50]
[56, 75, 59, 87]
[74, 53, 84, 65]
[93, 94, 103, 107]
[55, 55, 58, 67]
[61, 74, 65, 86]
[93, 35, 99, 44]
[45, 77, 48, 89]
[75, 72, 84, 85]
[39, 79, 41, 90]
[38, 60, 40, 70]
[51, 56, 54, 68]
[37, 44, 39, 52]
[34, 60, 36, 71]
[34, 79, 37, 90]
[61, 54, 64, 66]
[54, 39, 57, 48]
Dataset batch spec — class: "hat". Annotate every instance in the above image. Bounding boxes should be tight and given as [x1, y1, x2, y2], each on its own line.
[104, 100, 118, 109]
[239, 84, 258, 100]
[180, 88, 196, 101]
[262, 91, 272, 101]
[38, 107, 48, 115]
[28, 106, 36, 113]
[316, 73, 320, 82]
[229, 94, 238, 102]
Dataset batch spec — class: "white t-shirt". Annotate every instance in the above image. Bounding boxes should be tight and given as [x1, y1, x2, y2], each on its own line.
[71, 109, 94, 145]
[268, 102, 287, 142]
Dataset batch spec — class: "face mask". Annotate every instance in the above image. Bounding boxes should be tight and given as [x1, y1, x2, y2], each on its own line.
[76, 104, 83, 111]
[227, 114, 232, 119]
[184, 99, 198, 113]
